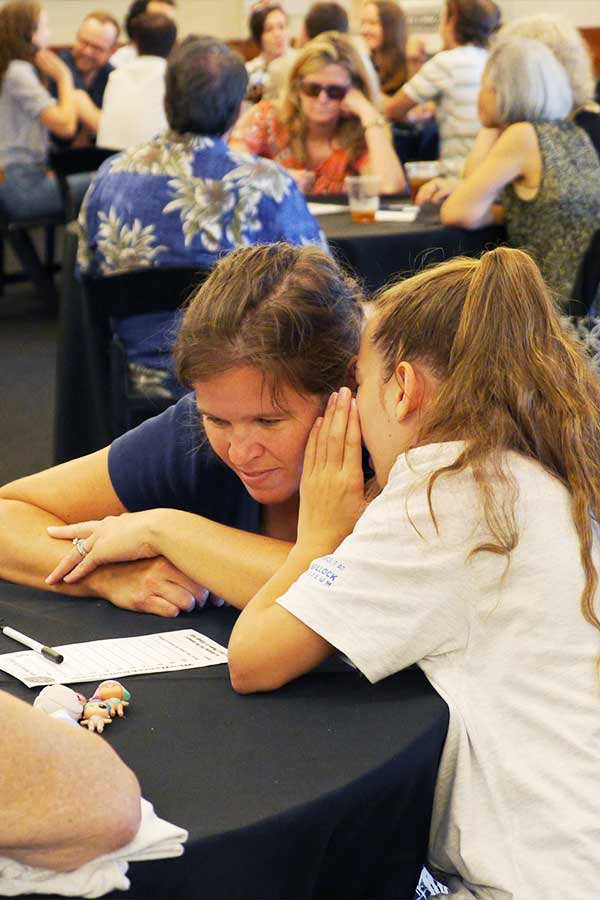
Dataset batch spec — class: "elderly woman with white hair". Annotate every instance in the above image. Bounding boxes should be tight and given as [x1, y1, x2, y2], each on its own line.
[440, 37, 600, 304]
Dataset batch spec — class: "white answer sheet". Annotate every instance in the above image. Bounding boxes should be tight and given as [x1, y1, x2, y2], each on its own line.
[0, 630, 228, 687]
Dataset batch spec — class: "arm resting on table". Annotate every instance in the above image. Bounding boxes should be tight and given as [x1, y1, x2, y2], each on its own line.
[228, 543, 334, 694]
[0, 691, 141, 871]
[440, 123, 535, 229]
[0, 450, 293, 611]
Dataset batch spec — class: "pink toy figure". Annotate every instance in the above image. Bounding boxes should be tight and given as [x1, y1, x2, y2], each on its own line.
[92, 680, 131, 718]
[80, 700, 113, 733]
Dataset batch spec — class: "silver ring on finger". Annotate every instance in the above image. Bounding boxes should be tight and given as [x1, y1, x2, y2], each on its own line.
[72, 537, 88, 558]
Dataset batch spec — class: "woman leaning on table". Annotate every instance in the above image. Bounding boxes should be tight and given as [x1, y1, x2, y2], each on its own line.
[440, 37, 600, 305]
[229, 31, 405, 195]
[0, 0, 76, 218]
[419, 13, 600, 206]
[0, 243, 363, 618]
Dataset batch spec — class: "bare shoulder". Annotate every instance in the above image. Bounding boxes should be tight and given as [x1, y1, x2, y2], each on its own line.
[497, 122, 538, 153]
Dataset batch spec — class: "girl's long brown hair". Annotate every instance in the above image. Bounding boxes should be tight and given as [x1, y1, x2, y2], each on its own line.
[371, 247, 600, 641]
[369, 0, 408, 94]
[279, 31, 376, 166]
[0, 0, 40, 87]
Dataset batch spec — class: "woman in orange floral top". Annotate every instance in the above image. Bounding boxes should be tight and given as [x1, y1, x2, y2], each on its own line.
[230, 32, 405, 195]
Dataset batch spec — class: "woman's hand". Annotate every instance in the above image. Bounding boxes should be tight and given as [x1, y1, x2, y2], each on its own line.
[34, 49, 71, 84]
[340, 87, 374, 123]
[296, 386, 365, 556]
[88, 557, 211, 617]
[416, 175, 458, 206]
[288, 168, 316, 193]
[46, 512, 159, 584]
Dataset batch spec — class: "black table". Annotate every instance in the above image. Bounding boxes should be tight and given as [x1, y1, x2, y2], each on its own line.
[321, 204, 506, 293]
[53, 210, 506, 464]
[0, 581, 448, 900]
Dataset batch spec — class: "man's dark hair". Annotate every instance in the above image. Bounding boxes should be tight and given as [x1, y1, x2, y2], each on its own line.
[305, 2, 348, 40]
[124, 0, 175, 40]
[448, 0, 500, 48]
[165, 36, 248, 136]
[248, 3, 285, 48]
[130, 12, 176, 57]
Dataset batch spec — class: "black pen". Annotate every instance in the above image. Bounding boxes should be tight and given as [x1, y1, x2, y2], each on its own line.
[0, 626, 64, 664]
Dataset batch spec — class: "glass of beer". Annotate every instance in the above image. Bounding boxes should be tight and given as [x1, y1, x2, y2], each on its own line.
[345, 175, 381, 222]
[404, 161, 440, 204]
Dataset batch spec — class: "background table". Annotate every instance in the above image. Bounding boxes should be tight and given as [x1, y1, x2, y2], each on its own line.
[0, 581, 448, 900]
[321, 204, 506, 293]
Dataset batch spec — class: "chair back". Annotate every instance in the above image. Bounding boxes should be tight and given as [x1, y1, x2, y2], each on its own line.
[49, 148, 120, 220]
[80, 265, 210, 437]
[568, 228, 600, 317]
[49, 147, 119, 178]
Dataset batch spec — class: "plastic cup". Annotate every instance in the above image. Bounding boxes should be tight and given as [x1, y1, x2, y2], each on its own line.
[404, 161, 440, 204]
[345, 175, 381, 223]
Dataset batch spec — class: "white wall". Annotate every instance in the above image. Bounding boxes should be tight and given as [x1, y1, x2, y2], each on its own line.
[40, 0, 600, 49]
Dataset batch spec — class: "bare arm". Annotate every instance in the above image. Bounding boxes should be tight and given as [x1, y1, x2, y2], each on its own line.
[341, 89, 406, 194]
[0, 451, 217, 615]
[1, 449, 292, 610]
[47, 507, 293, 608]
[73, 89, 102, 134]
[441, 123, 537, 230]
[381, 89, 417, 123]
[462, 127, 501, 178]
[0, 691, 140, 871]
[35, 50, 77, 140]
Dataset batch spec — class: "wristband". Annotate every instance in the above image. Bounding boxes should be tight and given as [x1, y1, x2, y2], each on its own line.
[363, 114, 388, 130]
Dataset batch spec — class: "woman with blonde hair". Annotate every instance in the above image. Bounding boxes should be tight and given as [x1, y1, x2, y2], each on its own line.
[225, 246, 600, 898]
[230, 31, 405, 194]
[0, 0, 76, 218]
[440, 37, 600, 305]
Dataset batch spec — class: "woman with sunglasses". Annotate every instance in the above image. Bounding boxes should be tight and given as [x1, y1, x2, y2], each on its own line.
[230, 31, 405, 195]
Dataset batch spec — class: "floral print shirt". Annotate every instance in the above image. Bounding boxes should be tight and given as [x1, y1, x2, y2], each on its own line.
[77, 130, 326, 368]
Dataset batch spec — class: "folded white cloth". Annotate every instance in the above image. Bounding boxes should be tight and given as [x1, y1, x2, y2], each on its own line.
[0, 798, 187, 897]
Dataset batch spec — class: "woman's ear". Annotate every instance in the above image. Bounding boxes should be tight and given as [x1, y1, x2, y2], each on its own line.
[392, 361, 424, 421]
[346, 355, 358, 393]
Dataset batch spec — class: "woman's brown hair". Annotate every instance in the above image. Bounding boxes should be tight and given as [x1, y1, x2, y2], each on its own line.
[447, 0, 500, 48]
[371, 247, 600, 643]
[280, 31, 376, 166]
[174, 242, 363, 403]
[0, 0, 40, 86]
[368, 0, 408, 95]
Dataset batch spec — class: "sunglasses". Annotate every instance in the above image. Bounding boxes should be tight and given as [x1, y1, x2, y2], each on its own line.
[299, 81, 349, 101]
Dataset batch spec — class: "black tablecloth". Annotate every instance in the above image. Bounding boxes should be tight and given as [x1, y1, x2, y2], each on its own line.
[53, 210, 506, 464]
[0, 581, 448, 900]
[322, 204, 506, 292]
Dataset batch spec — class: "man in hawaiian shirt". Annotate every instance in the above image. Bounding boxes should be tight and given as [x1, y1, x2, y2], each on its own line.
[78, 36, 326, 388]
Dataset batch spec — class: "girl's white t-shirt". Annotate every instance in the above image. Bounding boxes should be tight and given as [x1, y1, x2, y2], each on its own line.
[278, 442, 600, 900]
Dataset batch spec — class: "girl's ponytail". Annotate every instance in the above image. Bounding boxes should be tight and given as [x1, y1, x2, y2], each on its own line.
[371, 247, 600, 645]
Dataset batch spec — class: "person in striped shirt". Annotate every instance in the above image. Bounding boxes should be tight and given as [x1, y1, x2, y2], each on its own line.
[382, 0, 500, 176]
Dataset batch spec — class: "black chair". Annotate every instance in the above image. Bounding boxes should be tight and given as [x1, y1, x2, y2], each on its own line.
[392, 120, 439, 164]
[0, 208, 65, 308]
[49, 147, 119, 220]
[80, 265, 211, 438]
[567, 229, 600, 318]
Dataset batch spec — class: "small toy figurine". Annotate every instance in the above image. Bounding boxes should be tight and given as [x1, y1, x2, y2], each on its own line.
[80, 700, 113, 733]
[34, 684, 85, 723]
[92, 680, 131, 718]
